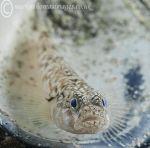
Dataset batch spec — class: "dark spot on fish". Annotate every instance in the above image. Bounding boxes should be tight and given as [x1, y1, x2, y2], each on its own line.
[65, 70, 72, 76]
[43, 47, 47, 52]
[15, 73, 20, 78]
[17, 60, 23, 68]
[32, 24, 37, 31]
[7, 71, 20, 78]
[52, 57, 63, 63]
[72, 79, 78, 82]
[48, 55, 53, 61]
[45, 97, 55, 102]
[55, 87, 57, 93]
[21, 49, 28, 55]
[61, 92, 65, 98]
[9, 81, 15, 86]
[29, 77, 35, 81]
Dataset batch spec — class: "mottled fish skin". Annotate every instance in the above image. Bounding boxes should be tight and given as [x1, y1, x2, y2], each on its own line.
[37, 32, 109, 134]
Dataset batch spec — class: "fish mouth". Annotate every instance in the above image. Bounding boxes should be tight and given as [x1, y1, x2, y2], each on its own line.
[81, 116, 98, 123]
[74, 115, 100, 131]
[73, 117, 100, 134]
[73, 114, 109, 134]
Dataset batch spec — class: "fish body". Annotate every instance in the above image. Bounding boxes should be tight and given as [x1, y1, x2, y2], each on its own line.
[38, 33, 109, 134]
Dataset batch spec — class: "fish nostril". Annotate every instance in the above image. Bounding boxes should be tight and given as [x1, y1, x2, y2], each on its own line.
[83, 106, 89, 112]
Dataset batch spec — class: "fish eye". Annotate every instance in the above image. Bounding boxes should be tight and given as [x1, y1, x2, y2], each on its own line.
[70, 98, 78, 109]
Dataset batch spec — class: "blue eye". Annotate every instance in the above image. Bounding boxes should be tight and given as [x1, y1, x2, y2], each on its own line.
[71, 98, 77, 108]
[102, 99, 107, 107]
